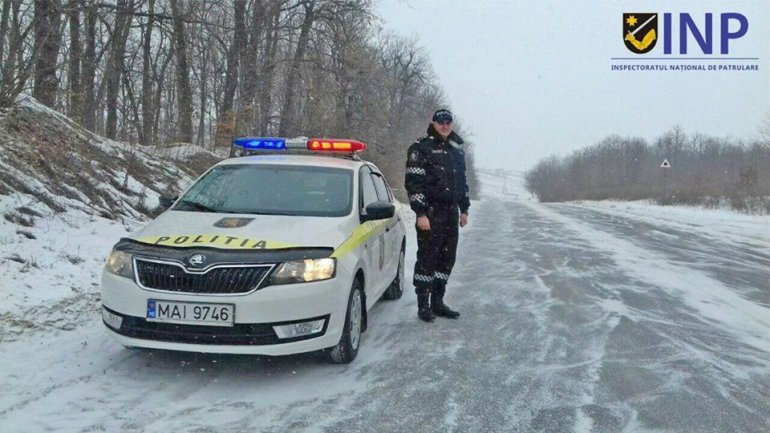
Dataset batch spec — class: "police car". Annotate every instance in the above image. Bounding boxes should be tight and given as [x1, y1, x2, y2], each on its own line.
[101, 137, 406, 363]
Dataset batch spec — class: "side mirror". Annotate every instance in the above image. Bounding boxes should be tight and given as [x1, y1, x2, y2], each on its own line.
[362, 201, 395, 222]
[159, 194, 179, 211]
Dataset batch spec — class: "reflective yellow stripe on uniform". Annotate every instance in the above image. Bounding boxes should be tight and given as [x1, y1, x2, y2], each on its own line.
[137, 234, 295, 250]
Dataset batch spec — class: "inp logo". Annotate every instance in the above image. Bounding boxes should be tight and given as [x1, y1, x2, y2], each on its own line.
[622, 12, 749, 55]
[623, 13, 658, 54]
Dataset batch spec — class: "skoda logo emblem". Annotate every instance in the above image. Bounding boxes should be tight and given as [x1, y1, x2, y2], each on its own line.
[188, 254, 206, 267]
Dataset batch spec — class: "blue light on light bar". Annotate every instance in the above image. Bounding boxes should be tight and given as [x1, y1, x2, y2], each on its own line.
[233, 137, 287, 150]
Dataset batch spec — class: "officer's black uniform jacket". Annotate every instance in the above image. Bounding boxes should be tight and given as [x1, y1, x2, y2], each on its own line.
[405, 125, 470, 217]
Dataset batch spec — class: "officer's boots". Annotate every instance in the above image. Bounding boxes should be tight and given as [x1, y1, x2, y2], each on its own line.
[431, 284, 460, 319]
[416, 293, 436, 322]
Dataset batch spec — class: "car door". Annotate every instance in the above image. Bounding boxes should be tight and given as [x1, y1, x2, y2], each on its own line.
[359, 166, 384, 299]
[370, 170, 400, 288]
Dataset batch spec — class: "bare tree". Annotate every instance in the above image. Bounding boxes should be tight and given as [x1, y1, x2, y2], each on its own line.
[525, 128, 770, 211]
[0, 0, 11, 69]
[237, 0, 266, 135]
[67, 0, 81, 120]
[140, 0, 155, 145]
[1, 0, 479, 202]
[105, 0, 133, 139]
[0, 0, 26, 107]
[80, 0, 98, 131]
[278, 0, 314, 136]
[33, 0, 62, 107]
[760, 112, 770, 145]
[152, 39, 173, 144]
[214, 0, 245, 146]
[169, 0, 193, 142]
[257, 2, 280, 135]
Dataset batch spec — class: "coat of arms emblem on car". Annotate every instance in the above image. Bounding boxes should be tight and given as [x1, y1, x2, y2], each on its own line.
[188, 254, 206, 267]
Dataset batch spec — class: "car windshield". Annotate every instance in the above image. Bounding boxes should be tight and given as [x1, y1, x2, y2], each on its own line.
[174, 164, 354, 217]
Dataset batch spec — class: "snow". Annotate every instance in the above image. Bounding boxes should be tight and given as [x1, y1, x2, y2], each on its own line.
[574, 408, 595, 433]
[148, 142, 228, 161]
[0, 208, 140, 335]
[16, 94, 82, 128]
[571, 200, 770, 247]
[479, 168, 769, 354]
[524, 200, 769, 357]
[1, 142, 768, 431]
[0, 96, 217, 337]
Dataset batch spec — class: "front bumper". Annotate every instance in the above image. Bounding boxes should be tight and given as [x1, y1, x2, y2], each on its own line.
[101, 271, 348, 356]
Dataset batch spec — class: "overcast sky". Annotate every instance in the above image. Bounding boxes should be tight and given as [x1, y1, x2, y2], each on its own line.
[376, 0, 770, 173]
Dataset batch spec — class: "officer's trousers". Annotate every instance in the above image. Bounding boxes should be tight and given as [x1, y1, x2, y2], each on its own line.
[413, 204, 459, 295]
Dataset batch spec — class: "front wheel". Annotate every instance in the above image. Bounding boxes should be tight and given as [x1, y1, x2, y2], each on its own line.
[382, 245, 405, 300]
[327, 278, 363, 364]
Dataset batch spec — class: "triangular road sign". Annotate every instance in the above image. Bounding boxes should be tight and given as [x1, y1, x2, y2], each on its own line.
[660, 159, 671, 168]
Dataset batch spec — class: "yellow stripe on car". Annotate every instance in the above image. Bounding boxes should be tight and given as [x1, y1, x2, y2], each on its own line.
[137, 234, 295, 250]
[331, 203, 402, 258]
[331, 219, 391, 259]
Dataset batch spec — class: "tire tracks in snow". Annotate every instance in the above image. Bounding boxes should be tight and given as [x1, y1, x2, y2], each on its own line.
[519, 201, 770, 432]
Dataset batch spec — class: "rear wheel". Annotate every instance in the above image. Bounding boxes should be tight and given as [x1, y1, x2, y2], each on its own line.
[383, 244, 405, 300]
[328, 278, 363, 364]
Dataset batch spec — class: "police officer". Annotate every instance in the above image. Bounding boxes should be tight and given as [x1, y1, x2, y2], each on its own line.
[405, 109, 470, 322]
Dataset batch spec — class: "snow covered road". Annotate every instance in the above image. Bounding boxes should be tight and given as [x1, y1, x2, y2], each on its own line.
[2, 193, 768, 432]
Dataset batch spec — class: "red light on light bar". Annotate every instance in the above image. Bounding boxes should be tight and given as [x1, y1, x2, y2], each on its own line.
[308, 138, 367, 152]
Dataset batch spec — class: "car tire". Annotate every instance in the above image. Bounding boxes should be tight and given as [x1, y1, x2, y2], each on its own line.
[382, 243, 405, 300]
[328, 278, 363, 364]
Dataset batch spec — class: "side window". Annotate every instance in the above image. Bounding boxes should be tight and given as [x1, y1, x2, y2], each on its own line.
[371, 173, 391, 203]
[360, 167, 378, 210]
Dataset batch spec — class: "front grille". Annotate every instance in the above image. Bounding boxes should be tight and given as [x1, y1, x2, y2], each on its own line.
[135, 259, 272, 294]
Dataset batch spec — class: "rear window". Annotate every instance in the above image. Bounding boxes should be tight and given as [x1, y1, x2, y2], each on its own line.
[175, 164, 354, 217]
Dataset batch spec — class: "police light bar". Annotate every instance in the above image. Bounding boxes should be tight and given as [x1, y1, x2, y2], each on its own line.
[232, 137, 287, 150]
[308, 138, 366, 152]
[231, 136, 366, 156]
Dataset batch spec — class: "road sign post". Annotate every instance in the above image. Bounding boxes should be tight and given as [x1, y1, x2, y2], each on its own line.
[660, 159, 672, 204]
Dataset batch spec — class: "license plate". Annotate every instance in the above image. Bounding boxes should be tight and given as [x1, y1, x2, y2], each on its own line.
[146, 300, 235, 327]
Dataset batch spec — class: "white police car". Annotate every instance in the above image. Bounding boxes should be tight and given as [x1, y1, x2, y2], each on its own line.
[101, 137, 406, 363]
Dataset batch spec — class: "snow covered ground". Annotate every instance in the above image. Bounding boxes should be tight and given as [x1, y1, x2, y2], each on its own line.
[1, 168, 768, 432]
[0, 96, 226, 340]
[0, 210, 140, 340]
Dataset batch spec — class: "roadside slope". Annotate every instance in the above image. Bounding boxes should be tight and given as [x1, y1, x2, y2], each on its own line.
[0, 96, 222, 340]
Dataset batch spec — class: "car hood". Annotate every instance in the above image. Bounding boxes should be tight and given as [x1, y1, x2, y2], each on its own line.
[130, 211, 354, 250]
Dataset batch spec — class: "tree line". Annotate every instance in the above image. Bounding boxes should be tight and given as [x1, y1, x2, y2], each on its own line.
[0, 0, 478, 200]
[524, 127, 770, 213]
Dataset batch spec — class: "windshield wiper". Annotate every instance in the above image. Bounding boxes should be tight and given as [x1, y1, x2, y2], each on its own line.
[176, 199, 218, 213]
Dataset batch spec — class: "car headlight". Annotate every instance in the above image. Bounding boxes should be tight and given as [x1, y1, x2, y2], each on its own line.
[105, 249, 134, 279]
[270, 258, 336, 285]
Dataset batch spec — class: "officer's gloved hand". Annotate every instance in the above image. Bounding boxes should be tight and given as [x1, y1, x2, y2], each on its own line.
[417, 216, 431, 231]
